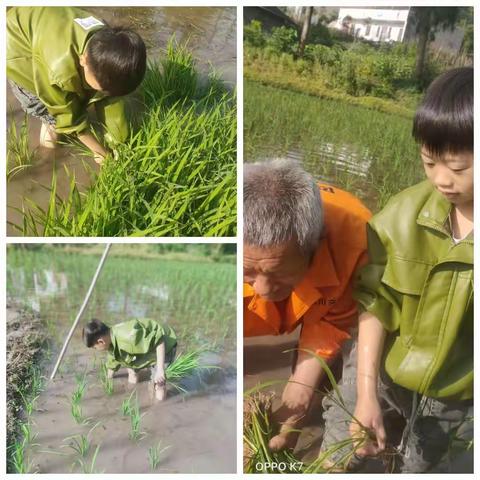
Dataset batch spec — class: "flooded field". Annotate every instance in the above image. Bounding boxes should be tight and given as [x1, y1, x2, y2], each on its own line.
[7, 245, 236, 473]
[244, 81, 424, 213]
[7, 7, 236, 236]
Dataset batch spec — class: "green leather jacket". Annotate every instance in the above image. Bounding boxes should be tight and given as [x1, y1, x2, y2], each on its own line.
[106, 318, 177, 371]
[7, 7, 128, 143]
[354, 180, 473, 400]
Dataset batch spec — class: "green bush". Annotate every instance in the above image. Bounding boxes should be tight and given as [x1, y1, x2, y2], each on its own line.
[266, 26, 298, 55]
[309, 23, 333, 46]
[244, 20, 266, 48]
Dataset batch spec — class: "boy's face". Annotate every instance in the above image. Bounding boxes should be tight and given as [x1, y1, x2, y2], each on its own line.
[421, 147, 474, 207]
[244, 240, 310, 302]
[93, 335, 111, 351]
[79, 54, 104, 92]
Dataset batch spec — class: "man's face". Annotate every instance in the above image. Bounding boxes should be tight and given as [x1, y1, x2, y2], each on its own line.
[244, 240, 310, 302]
[421, 147, 474, 207]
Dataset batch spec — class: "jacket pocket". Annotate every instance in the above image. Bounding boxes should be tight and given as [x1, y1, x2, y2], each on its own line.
[381, 255, 432, 295]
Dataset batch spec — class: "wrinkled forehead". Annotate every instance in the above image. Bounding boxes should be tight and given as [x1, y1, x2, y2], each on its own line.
[243, 241, 305, 270]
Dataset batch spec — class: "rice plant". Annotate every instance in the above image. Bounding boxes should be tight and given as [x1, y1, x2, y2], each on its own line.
[120, 390, 136, 417]
[7, 114, 35, 180]
[13, 40, 237, 237]
[62, 422, 101, 459]
[9, 438, 35, 474]
[75, 444, 102, 474]
[165, 347, 220, 393]
[128, 392, 145, 441]
[147, 442, 171, 471]
[98, 362, 113, 395]
[243, 349, 398, 473]
[70, 372, 89, 424]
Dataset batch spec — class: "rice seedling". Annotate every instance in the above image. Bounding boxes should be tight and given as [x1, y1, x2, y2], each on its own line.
[147, 442, 171, 471]
[98, 362, 113, 395]
[128, 392, 145, 441]
[70, 372, 89, 424]
[13, 40, 237, 237]
[165, 347, 221, 393]
[7, 114, 35, 180]
[62, 422, 101, 459]
[243, 349, 398, 473]
[120, 390, 136, 417]
[9, 437, 35, 474]
[75, 444, 103, 474]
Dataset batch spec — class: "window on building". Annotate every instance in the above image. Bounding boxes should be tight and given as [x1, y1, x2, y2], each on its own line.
[376, 25, 381, 38]
[398, 28, 404, 41]
[365, 24, 371, 35]
[387, 27, 392, 39]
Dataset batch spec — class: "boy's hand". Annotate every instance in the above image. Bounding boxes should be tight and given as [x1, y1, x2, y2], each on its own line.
[350, 397, 386, 456]
[154, 369, 166, 387]
[94, 152, 105, 165]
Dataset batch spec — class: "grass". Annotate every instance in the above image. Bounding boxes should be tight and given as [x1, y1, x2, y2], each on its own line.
[98, 362, 113, 395]
[10, 38, 236, 237]
[147, 442, 171, 471]
[7, 113, 35, 180]
[76, 444, 102, 474]
[120, 390, 136, 417]
[165, 347, 220, 393]
[244, 80, 424, 212]
[70, 372, 89, 424]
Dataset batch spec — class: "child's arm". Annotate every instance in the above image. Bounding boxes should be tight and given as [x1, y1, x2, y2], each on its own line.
[77, 131, 109, 165]
[153, 341, 166, 385]
[349, 310, 387, 456]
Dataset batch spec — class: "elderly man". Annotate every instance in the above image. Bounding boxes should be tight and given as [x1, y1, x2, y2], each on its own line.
[244, 158, 371, 451]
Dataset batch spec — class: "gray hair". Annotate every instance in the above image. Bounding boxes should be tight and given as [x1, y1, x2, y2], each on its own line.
[244, 158, 323, 256]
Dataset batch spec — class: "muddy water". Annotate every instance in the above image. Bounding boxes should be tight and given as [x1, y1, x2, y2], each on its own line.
[244, 331, 329, 464]
[29, 350, 236, 473]
[7, 7, 236, 236]
[7, 247, 236, 472]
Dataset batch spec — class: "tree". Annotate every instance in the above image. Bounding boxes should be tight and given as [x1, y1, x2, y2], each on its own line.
[298, 7, 314, 58]
[411, 7, 462, 86]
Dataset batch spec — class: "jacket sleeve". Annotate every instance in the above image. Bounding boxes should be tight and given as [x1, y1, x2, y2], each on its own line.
[94, 96, 129, 145]
[105, 352, 121, 371]
[353, 223, 402, 332]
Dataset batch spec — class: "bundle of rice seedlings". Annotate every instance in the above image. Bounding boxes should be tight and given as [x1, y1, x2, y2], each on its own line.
[243, 391, 303, 473]
[165, 348, 220, 392]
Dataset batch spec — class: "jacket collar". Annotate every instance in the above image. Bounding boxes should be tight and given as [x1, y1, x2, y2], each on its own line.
[417, 186, 473, 243]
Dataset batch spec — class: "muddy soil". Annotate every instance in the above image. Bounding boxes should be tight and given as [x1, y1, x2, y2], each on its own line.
[244, 329, 327, 463]
[27, 350, 236, 473]
[6, 304, 47, 448]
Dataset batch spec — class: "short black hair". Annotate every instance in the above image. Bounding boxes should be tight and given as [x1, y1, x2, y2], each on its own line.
[86, 27, 147, 97]
[413, 67, 473, 155]
[82, 318, 110, 348]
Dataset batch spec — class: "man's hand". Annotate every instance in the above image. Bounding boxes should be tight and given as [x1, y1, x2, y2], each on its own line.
[350, 397, 386, 456]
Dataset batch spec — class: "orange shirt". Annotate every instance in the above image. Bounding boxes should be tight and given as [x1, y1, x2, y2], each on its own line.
[244, 184, 372, 359]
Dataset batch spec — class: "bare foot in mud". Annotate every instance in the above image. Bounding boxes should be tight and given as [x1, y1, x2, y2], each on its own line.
[127, 369, 139, 384]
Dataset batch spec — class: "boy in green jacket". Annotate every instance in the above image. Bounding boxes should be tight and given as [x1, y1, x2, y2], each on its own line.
[7, 7, 146, 164]
[83, 318, 177, 401]
[320, 67, 473, 472]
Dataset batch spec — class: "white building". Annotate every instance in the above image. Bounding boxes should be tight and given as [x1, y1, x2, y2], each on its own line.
[333, 7, 410, 43]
